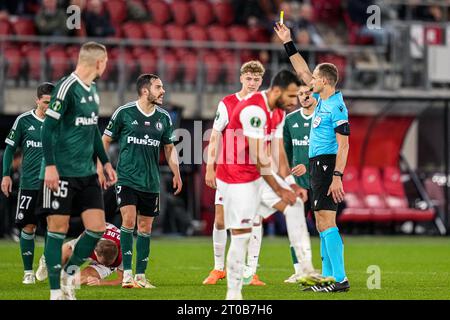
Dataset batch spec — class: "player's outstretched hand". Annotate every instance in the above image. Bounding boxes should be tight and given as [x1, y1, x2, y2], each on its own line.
[104, 163, 117, 188]
[291, 164, 307, 177]
[1, 176, 12, 197]
[173, 175, 183, 195]
[327, 177, 345, 204]
[279, 188, 297, 206]
[205, 168, 217, 189]
[86, 276, 100, 286]
[274, 22, 292, 44]
[44, 165, 60, 192]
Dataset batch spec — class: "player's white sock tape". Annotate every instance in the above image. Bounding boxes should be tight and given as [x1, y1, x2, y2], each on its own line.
[213, 226, 227, 271]
[226, 232, 251, 292]
[247, 224, 263, 274]
[284, 201, 314, 274]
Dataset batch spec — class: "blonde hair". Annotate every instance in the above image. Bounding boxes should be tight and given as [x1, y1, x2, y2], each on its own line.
[78, 41, 107, 65]
[240, 60, 265, 76]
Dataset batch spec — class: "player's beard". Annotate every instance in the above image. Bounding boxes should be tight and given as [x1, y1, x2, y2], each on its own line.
[275, 97, 292, 112]
[148, 94, 163, 106]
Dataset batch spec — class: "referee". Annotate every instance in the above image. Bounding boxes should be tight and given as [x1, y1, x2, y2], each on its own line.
[275, 22, 350, 292]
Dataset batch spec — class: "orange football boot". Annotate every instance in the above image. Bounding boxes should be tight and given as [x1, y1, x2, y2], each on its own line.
[249, 274, 266, 286]
[202, 269, 226, 285]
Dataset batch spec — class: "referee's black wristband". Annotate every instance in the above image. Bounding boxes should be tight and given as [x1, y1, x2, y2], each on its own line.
[284, 41, 298, 57]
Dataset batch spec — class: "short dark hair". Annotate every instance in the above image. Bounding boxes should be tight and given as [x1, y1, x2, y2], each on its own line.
[136, 74, 159, 96]
[317, 63, 339, 86]
[95, 239, 118, 266]
[270, 70, 301, 89]
[37, 82, 54, 99]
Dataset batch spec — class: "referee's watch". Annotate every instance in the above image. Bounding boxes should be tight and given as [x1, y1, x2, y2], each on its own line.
[333, 171, 344, 178]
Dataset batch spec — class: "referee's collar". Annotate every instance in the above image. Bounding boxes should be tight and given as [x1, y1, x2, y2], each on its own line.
[320, 91, 342, 103]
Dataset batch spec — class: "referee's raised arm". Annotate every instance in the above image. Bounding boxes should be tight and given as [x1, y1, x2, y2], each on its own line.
[274, 22, 313, 86]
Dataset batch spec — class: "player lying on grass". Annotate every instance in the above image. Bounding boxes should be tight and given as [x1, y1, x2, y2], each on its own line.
[36, 223, 123, 286]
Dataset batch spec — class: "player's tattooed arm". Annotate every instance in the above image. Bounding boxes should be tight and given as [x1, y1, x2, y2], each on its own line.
[164, 143, 182, 195]
[274, 22, 313, 86]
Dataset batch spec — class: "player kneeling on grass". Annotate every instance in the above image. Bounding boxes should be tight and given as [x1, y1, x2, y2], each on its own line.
[36, 223, 123, 286]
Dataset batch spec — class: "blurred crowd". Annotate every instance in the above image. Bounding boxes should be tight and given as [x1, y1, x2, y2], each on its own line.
[1, 0, 449, 41]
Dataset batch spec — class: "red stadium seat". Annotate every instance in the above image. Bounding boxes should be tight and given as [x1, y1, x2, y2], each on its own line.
[170, 0, 193, 26]
[312, 0, 342, 27]
[161, 52, 179, 83]
[0, 20, 11, 35]
[212, 1, 235, 26]
[191, 0, 214, 27]
[12, 18, 36, 35]
[203, 51, 221, 84]
[249, 26, 270, 43]
[181, 51, 198, 84]
[47, 47, 69, 81]
[165, 24, 187, 41]
[122, 22, 144, 39]
[207, 25, 229, 42]
[146, 0, 171, 25]
[186, 24, 209, 42]
[142, 23, 165, 40]
[3, 46, 23, 79]
[228, 25, 251, 43]
[135, 51, 157, 74]
[338, 166, 372, 223]
[104, 0, 127, 25]
[24, 46, 43, 80]
[66, 46, 80, 68]
[221, 51, 239, 84]
[382, 167, 435, 222]
[361, 166, 392, 222]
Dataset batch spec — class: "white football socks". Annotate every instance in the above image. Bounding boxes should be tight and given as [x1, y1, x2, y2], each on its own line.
[284, 200, 314, 274]
[213, 226, 227, 271]
[226, 232, 251, 299]
[247, 223, 263, 275]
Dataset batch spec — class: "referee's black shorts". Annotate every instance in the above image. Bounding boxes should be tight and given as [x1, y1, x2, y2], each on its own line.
[309, 154, 338, 212]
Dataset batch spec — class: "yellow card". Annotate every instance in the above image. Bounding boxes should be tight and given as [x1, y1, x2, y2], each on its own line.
[280, 10, 284, 24]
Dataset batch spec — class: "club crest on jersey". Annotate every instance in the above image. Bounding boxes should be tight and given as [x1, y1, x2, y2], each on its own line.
[250, 116, 262, 128]
[313, 116, 321, 128]
[51, 100, 62, 112]
[94, 93, 100, 104]
[51, 200, 60, 210]
[155, 121, 163, 131]
[75, 112, 98, 126]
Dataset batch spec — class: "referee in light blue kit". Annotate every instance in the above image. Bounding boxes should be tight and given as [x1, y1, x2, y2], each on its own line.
[274, 22, 350, 292]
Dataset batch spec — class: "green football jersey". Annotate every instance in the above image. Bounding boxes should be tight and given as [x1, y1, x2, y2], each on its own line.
[5, 110, 44, 190]
[104, 101, 175, 193]
[40, 72, 101, 178]
[283, 108, 313, 189]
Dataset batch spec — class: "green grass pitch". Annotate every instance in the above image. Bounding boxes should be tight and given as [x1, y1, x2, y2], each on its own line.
[0, 236, 449, 300]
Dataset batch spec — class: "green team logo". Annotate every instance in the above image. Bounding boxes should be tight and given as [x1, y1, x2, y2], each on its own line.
[106, 121, 113, 130]
[51, 100, 62, 112]
[8, 130, 15, 139]
[155, 121, 163, 131]
[215, 111, 220, 121]
[250, 116, 262, 128]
